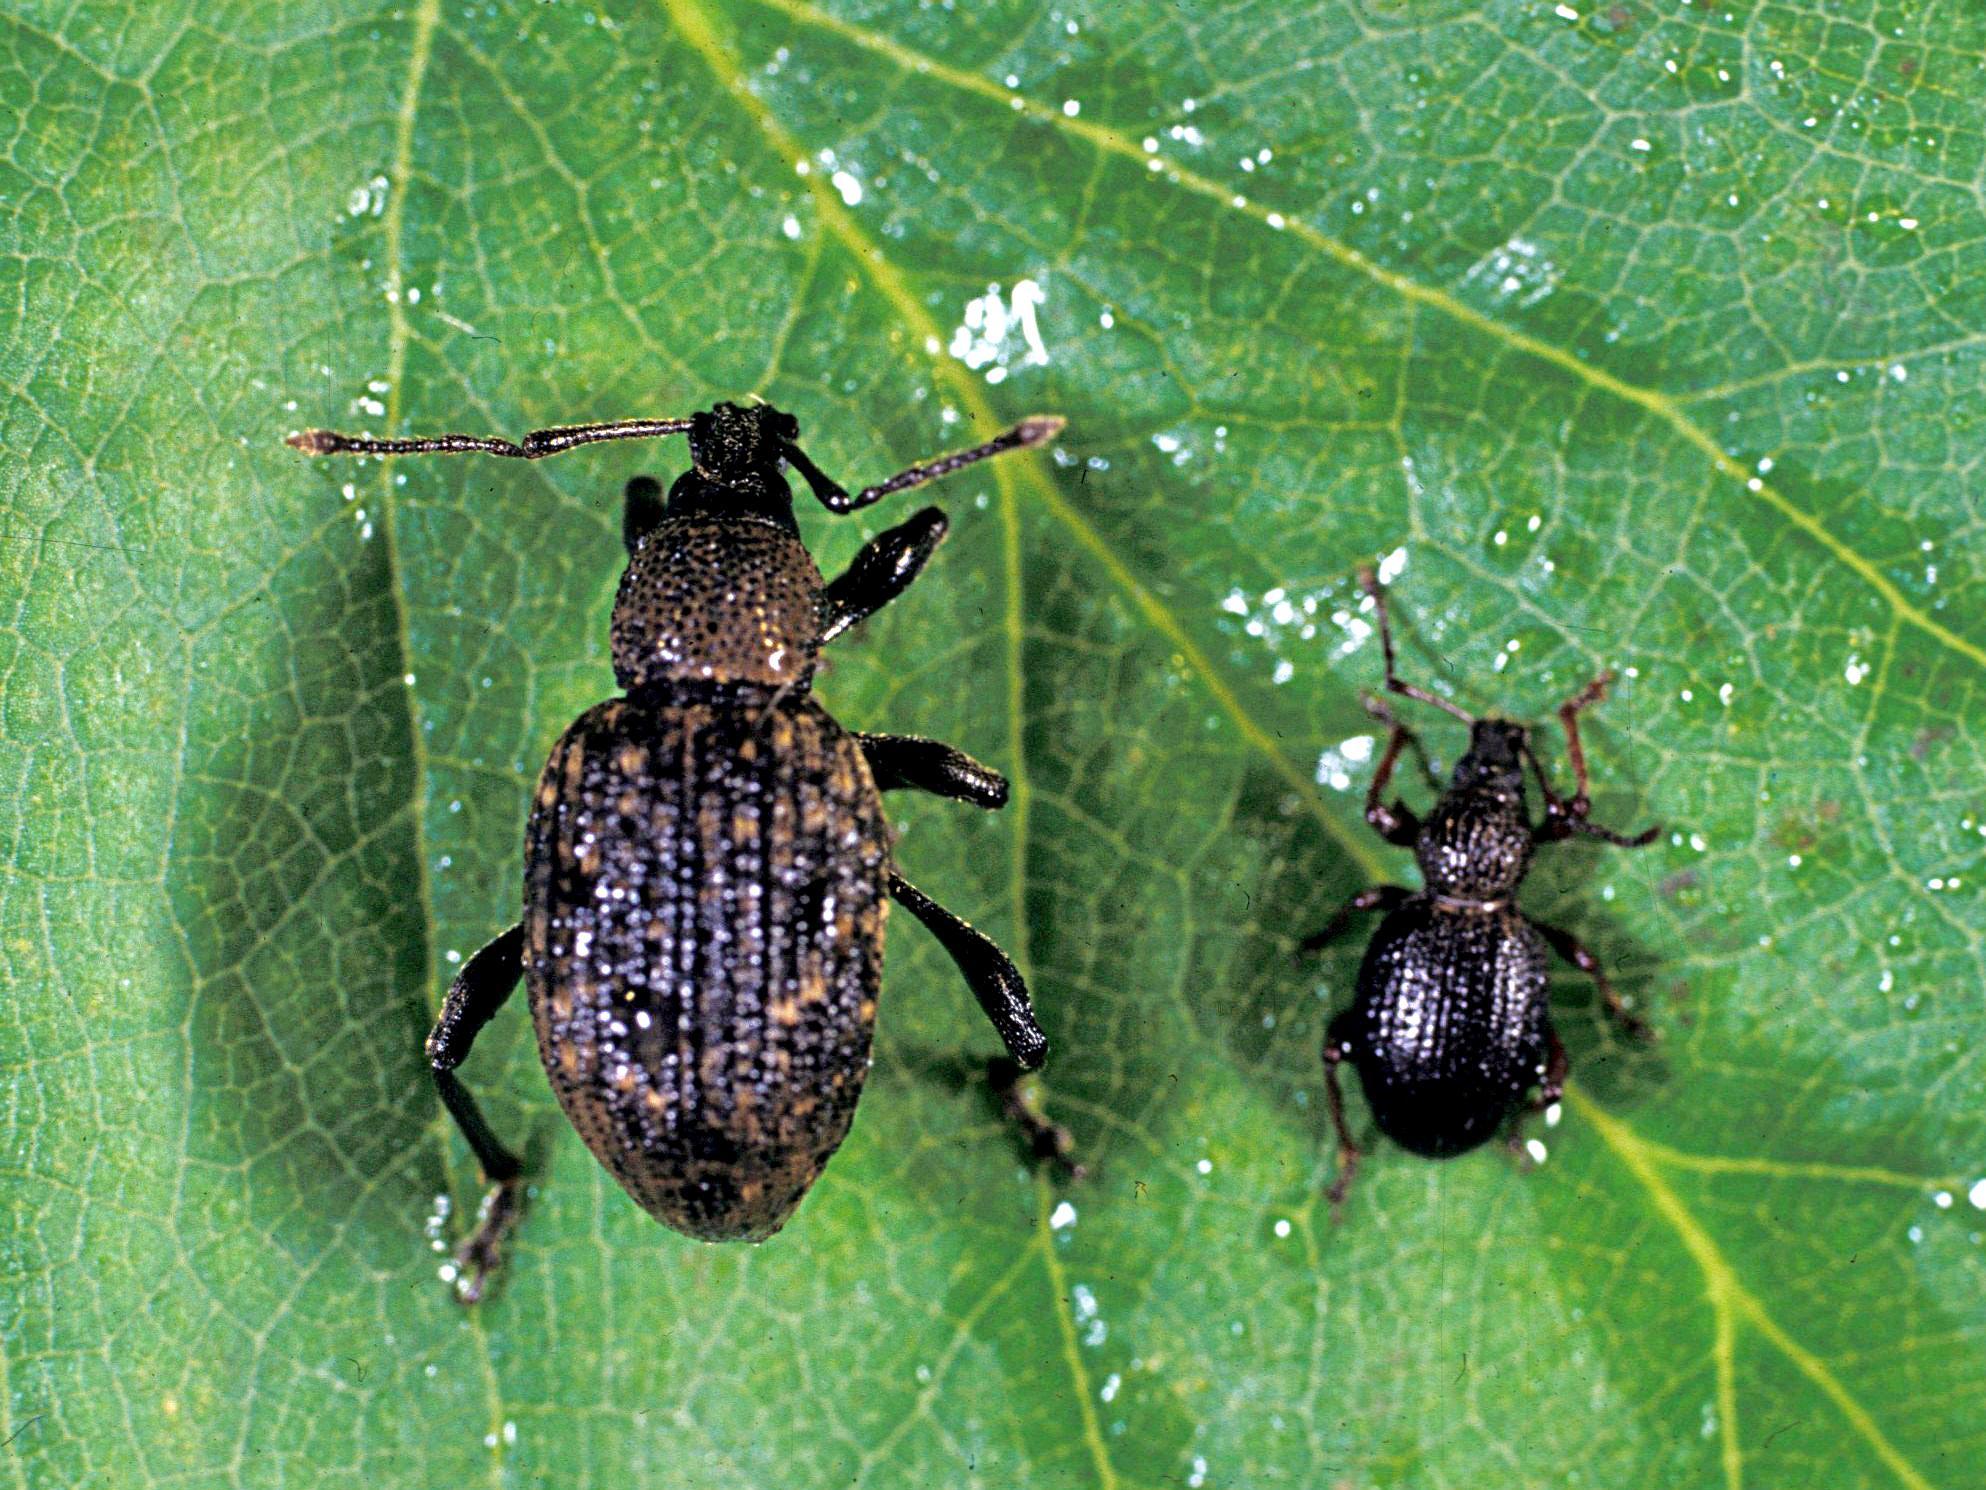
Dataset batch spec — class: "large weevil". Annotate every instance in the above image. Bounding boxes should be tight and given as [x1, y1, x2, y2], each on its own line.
[290, 400, 1062, 1299]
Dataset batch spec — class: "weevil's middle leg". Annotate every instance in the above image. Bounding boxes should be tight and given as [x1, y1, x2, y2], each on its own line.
[857, 732, 1007, 809]
[1322, 1013, 1364, 1210]
[428, 923, 529, 1304]
[1533, 917, 1654, 1044]
[1298, 884, 1412, 955]
[888, 871, 1046, 1070]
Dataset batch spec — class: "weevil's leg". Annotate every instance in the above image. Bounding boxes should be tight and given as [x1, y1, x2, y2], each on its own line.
[1524, 739, 1661, 848]
[1533, 917, 1654, 1044]
[819, 507, 950, 643]
[1358, 700, 1424, 845]
[1322, 1012, 1363, 1209]
[989, 1055, 1087, 1179]
[1545, 673, 1661, 845]
[1358, 566, 1474, 723]
[426, 923, 528, 1304]
[1362, 693, 1443, 795]
[888, 871, 1046, 1070]
[784, 417, 1065, 514]
[857, 732, 1007, 809]
[622, 475, 666, 555]
[286, 416, 695, 462]
[1297, 884, 1412, 955]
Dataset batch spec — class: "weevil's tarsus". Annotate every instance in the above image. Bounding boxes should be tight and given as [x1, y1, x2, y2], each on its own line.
[989, 1056, 1088, 1180]
[1321, 1016, 1363, 1211]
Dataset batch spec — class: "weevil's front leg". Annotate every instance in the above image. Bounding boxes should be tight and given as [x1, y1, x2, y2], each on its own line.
[427, 923, 528, 1304]
[1298, 884, 1413, 955]
[1322, 1011, 1363, 1210]
[1532, 917, 1654, 1044]
[621, 475, 666, 555]
[857, 733, 1007, 809]
[888, 871, 1046, 1070]
[820, 507, 949, 643]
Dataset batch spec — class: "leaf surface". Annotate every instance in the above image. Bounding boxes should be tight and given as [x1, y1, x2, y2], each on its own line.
[4, 2, 1984, 1486]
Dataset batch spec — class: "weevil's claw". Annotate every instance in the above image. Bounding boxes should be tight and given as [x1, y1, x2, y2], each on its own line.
[285, 429, 341, 455]
[1014, 414, 1066, 447]
[451, 1176, 526, 1305]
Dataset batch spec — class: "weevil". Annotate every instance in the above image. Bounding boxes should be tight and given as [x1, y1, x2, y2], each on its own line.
[1300, 569, 1660, 1204]
[289, 400, 1064, 1299]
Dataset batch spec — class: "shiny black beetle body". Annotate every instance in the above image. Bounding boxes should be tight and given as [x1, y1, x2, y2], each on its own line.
[1302, 571, 1660, 1203]
[291, 399, 1062, 1299]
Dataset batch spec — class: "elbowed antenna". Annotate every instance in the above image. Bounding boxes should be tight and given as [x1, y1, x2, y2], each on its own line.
[285, 416, 698, 461]
[784, 415, 1066, 514]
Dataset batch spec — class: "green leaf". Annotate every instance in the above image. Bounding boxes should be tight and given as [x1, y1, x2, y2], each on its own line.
[6, 2, 1983, 1485]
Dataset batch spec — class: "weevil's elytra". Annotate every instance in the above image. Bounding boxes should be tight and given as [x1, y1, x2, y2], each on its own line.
[1301, 569, 1661, 1205]
[290, 399, 1065, 1299]
[527, 693, 890, 1242]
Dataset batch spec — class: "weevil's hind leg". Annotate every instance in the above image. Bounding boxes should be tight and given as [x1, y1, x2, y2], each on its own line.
[1298, 884, 1412, 955]
[427, 923, 528, 1304]
[1322, 1012, 1364, 1210]
[820, 508, 950, 643]
[989, 1055, 1087, 1180]
[857, 732, 1007, 809]
[622, 475, 666, 555]
[1358, 566, 1473, 723]
[1533, 917, 1654, 1044]
[888, 872, 1046, 1070]
[287, 416, 695, 462]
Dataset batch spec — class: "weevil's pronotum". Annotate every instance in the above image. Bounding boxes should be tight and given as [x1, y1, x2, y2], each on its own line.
[290, 401, 1063, 1299]
[1301, 569, 1660, 1203]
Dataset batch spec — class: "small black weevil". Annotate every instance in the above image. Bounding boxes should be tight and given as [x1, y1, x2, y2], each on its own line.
[1301, 569, 1660, 1204]
[290, 400, 1063, 1299]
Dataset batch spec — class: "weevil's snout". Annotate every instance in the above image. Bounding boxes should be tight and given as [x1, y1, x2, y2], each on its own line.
[1452, 719, 1528, 788]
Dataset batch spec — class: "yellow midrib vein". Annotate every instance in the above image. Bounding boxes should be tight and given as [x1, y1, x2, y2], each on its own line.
[373, 3, 510, 1483]
[659, 4, 1124, 1485]
[742, 0, 1986, 678]
[1572, 1090, 1935, 1490]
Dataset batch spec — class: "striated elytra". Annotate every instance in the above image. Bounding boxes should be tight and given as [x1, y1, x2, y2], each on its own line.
[1300, 568, 1661, 1205]
[290, 400, 1062, 1300]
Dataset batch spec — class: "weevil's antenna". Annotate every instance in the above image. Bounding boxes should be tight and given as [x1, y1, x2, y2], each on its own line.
[286, 416, 696, 462]
[789, 415, 1066, 514]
